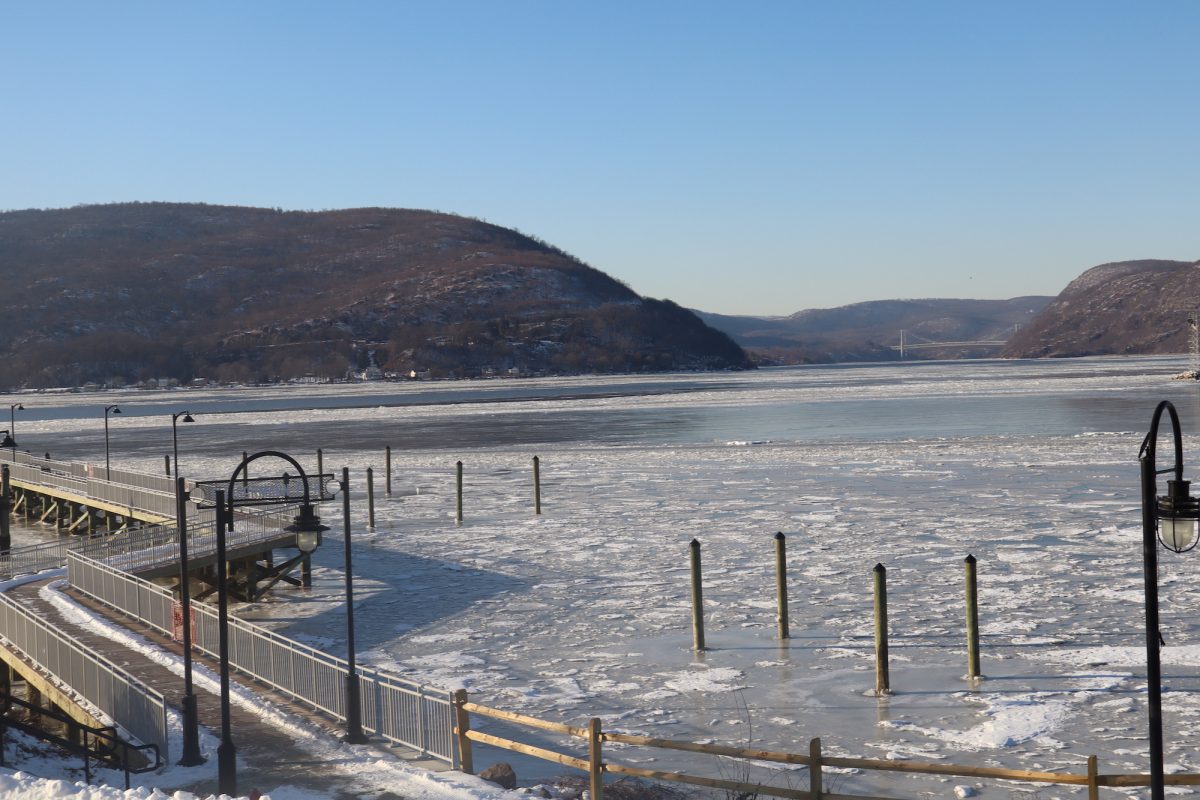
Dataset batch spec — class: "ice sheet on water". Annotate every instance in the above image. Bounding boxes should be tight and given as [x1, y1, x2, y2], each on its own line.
[1032, 644, 1200, 668]
[659, 666, 745, 694]
[10, 357, 1200, 798]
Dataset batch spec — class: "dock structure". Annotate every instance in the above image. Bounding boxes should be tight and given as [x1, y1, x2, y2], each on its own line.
[0, 450, 177, 535]
[0, 448, 457, 788]
[0, 449, 323, 599]
[0, 450, 353, 778]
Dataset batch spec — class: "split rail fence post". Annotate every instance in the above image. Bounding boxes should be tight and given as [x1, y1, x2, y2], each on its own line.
[385, 445, 392, 496]
[1087, 755, 1099, 800]
[873, 562, 890, 695]
[690, 538, 705, 651]
[587, 717, 603, 800]
[965, 553, 981, 679]
[774, 531, 789, 639]
[366, 467, 376, 530]
[532, 455, 542, 515]
[809, 737, 823, 800]
[456, 461, 464, 526]
[452, 689, 473, 774]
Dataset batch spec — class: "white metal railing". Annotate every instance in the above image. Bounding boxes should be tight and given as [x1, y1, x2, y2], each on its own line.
[85, 478, 178, 519]
[0, 537, 76, 580]
[0, 522, 184, 583]
[0, 590, 169, 760]
[97, 506, 290, 574]
[0, 504, 267, 581]
[101, 466, 176, 495]
[6, 461, 89, 497]
[68, 552, 456, 763]
[0, 450, 75, 472]
[0, 451, 179, 520]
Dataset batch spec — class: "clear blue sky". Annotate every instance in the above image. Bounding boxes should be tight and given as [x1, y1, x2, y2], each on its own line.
[3, 1, 1197, 315]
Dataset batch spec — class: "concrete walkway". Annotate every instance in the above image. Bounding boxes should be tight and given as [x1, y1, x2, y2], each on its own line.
[5, 579, 448, 798]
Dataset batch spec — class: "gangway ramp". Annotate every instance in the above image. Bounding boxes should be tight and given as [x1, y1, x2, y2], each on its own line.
[4, 576, 449, 796]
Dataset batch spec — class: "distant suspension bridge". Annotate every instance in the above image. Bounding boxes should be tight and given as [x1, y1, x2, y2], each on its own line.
[891, 324, 1019, 358]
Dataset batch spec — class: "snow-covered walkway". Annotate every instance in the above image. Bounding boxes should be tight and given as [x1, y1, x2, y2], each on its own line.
[0, 575, 513, 800]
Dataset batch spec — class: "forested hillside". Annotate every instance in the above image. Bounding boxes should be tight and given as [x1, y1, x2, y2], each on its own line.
[0, 203, 751, 388]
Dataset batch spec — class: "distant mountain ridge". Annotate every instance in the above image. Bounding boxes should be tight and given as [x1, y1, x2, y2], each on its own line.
[698, 297, 1052, 363]
[0, 203, 752, 388]
[1003, 259, 1200, 358]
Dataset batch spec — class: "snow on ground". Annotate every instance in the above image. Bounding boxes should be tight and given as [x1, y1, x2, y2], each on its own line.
[4, 584, 525, 799]
[5, 358, 1200, 799]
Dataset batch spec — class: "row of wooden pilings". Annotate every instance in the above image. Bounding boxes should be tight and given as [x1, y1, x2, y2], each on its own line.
[164, 447, 546, 533]
[688, 536, 984, 694]
[311, 449, 543, 529]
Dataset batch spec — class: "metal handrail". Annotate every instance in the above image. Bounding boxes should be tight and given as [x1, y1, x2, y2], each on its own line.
[1, 451, 178, 519]
[0, 591, 169, 760]
[68, 551, 456, 763]
[0, 692, 162, 788]
[0, 506, 220, 581]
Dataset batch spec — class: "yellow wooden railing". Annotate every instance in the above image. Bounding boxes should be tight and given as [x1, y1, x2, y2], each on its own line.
[451, 690, 1200, 800]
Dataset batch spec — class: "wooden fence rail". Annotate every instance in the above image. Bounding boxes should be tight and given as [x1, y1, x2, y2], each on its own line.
[451, 691, 1200, 800]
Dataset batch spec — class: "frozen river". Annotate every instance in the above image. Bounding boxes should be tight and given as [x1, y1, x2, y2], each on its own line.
[6, 356, 1200, 798]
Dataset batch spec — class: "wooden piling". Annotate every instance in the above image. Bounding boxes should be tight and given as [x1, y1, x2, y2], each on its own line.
[366, 467, 376, 530]
[317, 448, 324, 481]
[809, 737, 823, 800]
[533, 455, 542, 515]
[690, 539, 705, 651]
[246, 558, 259, 602]
[873, 563, 890, 695]
[456, 461, 463, 526]
[164, 455, 171, 477]
[385, 446, 392, 496]
[27, 685, 42, 723]
[774, 531, 789, 640]
[588, 717, 604, 800]
[453, 689, 473, 774]
[965, 554, 981, 679]
[241, 451, 249, 490]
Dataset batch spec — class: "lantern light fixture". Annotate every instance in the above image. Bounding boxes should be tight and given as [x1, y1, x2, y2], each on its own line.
[1156, 478, 1200, 553]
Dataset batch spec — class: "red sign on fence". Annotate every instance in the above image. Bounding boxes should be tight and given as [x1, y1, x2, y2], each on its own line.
[171, 600, 196, 642]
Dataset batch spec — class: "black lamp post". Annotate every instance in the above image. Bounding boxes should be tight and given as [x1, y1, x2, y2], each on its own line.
[340, 466, 368, 743]
[289, 466, 365, 742]
[171, 411, 194, 479]
[211, 449, 332, 792]
[213, 489, 236, 796]
[1138, 400, 1200, 800]
[174, 477, 204, 766]
[6, 404, 22, 448]
[224, 450, 324, 537]
[103, 405, 121, 480]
